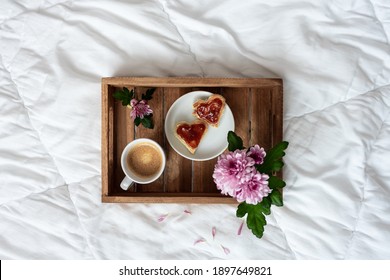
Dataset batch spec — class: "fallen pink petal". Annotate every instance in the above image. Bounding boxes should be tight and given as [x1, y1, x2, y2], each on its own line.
[193, 238, 206, 245]
[184, 210, 192, 215]
[212, 227, 216, 239]
[237, 221, 244, 235]
[221, 245, 230, 255]
[157, 214, 169, 222]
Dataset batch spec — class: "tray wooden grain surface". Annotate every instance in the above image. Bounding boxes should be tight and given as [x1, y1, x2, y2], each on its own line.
[102, 77, 283, 203]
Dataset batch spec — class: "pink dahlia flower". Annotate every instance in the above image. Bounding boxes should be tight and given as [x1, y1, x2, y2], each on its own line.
[213, 148, 271, 204]
[235, 172, 270, 204]
[247, 144, 266, 165]
[213, 150, 255, 197]
[130, 99, 153, 119]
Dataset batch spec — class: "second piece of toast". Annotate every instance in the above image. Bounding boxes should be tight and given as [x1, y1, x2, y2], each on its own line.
[175, 120, 208, 154]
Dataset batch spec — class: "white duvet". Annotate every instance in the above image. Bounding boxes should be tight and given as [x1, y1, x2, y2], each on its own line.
[0, 0, 389, 259]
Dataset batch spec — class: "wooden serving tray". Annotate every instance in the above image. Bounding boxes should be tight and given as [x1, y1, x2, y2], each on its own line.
[102, 77, 283, 203]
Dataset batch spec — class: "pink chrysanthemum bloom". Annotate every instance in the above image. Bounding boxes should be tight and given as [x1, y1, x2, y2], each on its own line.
[213, 148, 271, 205]
[247, 144, 266, 165]
[130, 99, 153, 120]
[235, 172, 270, 204]
[213, 150, 255, 197]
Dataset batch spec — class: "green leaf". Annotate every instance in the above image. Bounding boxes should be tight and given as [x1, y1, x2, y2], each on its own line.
[268, 176, 286, 189]
[134, 117, 141, 126]
[113, 90, 125, 104]
[142, 88, 155, 100]
[236, 202, 248, 218]
[113, 87, 134, 106]
[258, 197, 271, 215]
[270, 190, 283, 206]
[236, 201, 271, 238]
[141, 115, 154, 129]
[227, 131, 244, 151]
[123, 87, 130, 95]
[271, 161, 284, 172]
[257, 141, 289, 175]
[269, 141, 289, 158]
[247, 210, 266, 238]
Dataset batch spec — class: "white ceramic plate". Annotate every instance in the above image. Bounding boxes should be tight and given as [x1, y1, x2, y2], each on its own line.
[165, 91, 235, 161]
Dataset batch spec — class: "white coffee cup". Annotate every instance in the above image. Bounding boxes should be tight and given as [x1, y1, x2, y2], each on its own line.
[120, 138, 166, 190]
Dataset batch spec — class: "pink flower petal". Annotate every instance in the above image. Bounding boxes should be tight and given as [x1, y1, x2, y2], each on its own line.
[131, 99, 153, 119]
[193, 238, 206, 245]
[237, 221, 244, 235]
[157, 214, 168, 222]
[184, 209, 192, 215]
[212, 227, 216, 239]
[221, 245, 230, 255]
[247, 145, 266, 165]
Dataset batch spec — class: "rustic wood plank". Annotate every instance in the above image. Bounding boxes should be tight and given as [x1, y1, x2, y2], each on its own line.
[102, 193, 236, 204]
[101, 81, 110, 197]
[102, 77, 282, 88]
[222, 87, 250, 147]
[251, 88, 273, 150]
[112, 87, 130, 194]
[163, 87, 193, 193]
[272, 84, 284, 179]
[272, 85, 284, 145]
[192, 158, 218, 193]
[125, 88, 135, 144]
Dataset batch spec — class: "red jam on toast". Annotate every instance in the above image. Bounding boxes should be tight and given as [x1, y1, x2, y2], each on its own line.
[193, 94, 226, 127]
[175, 120, 208, 154]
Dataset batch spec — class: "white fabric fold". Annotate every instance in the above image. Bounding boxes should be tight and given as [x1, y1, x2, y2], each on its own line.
[1, 0, 389, 259]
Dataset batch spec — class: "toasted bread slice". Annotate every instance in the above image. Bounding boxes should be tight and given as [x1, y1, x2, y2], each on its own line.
[175, 120, 208, 154]
[193, 94, 226, 127]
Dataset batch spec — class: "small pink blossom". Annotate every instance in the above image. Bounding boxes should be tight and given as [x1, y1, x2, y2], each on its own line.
[184, 209, 192, 215]
[247, 145, 266, 165]
[130, 99, 153, 120]
[212, 227, 216, 239]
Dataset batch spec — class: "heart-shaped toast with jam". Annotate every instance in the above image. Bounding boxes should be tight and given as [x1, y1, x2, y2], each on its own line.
[193, 94, 226, 127]
[175, 120, 208, 154]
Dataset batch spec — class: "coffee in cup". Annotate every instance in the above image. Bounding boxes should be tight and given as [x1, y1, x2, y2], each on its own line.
[126, 142, 162, 178]
[120, 138, 166, 190]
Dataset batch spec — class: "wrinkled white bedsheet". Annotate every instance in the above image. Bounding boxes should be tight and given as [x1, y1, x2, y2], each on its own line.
[1, 0, 389, 259]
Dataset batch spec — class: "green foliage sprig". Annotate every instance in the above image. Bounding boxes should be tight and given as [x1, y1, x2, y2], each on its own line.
[113, 87, 155, 129]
